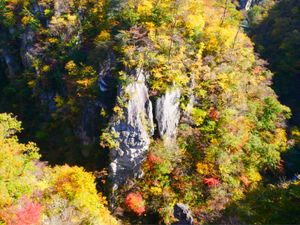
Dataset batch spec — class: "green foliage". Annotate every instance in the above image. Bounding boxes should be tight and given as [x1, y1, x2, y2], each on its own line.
[221, 176, 300, 224]
[0, 0, 294, 224]
[247, 0, 300, 179]
[248, 0, 300, 127]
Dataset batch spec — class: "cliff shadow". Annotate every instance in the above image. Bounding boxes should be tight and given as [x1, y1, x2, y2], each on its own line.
[249, 0, 300, 177]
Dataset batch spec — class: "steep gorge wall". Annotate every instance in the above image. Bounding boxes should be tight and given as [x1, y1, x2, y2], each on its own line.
[108, 71, 183, 189]
[109, 71, 154, 188]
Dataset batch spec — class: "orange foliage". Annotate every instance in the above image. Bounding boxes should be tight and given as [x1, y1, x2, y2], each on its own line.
[125, 192, 145, 216]
[147, 153, 163, 169]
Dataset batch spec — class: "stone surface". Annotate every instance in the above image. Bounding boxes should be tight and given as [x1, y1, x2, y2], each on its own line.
[20, 29, 36, 68]
[75, 102, 98, 155]
[109, 71, 154, 188]
[240, 0, 262, 10]
[173, 203, 194, 225]
[155, 88, 181, 140]
[181, 75, 196, 125]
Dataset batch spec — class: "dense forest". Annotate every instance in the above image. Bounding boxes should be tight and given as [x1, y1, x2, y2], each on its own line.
[0, 0, 299, 224]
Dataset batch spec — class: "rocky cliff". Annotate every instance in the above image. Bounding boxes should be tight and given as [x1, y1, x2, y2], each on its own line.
[108, 70, 183, 189]
[109, 71, 154, 189]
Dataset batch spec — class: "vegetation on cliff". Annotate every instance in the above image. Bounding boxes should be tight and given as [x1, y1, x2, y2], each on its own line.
[0, 0, 299, 224]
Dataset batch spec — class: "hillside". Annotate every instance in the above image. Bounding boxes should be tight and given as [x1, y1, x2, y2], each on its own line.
[0, 0, 299, 224]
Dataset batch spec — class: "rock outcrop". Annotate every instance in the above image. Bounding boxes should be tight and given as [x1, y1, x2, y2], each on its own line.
[109, 71, 154, 189]
[173, 203, 194, 225]
[75, 102, 99, 153]
[181, 75, 196, 125]
[155, 88, 181, 141]
[240, 0, 262, 10]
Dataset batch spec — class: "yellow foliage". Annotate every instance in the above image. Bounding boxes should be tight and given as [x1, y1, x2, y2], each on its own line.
[49, 165, 119, 225]
[76, 78, 94, 87]
[247, 170, 262, 183]
[21, 15, 31, 25]
[65, 60, 77, 73]
[66, 14, 77, 23]
[27, 80, 36, 88]
[204, 25, 237, 54]
[41, 65, 50, 73]
[96, 30, 111, 42]
[184, 14, 204, 34]
[54, 95, 64, 108]
[137, 0, 153, 16]
[150, 186, 163, 196]
[113, 105, 123, 114]
[48, 37, 58, 43]
[100, 108, 107, 117]
[82, 66, 96, 76]
[274, 128, 288, 148]
[100, 131, 120, 149]
[196, 162, 214, 175]
[44, 9, 51, 16]
[192, 108, 207, 126]
[292, 129, 300, 137]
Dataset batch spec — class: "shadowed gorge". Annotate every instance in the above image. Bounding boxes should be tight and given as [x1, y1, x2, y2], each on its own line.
[247, 0, 300, 177]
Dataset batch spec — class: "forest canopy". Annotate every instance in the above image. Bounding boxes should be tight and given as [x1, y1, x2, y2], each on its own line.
[0, 0, 299, 224]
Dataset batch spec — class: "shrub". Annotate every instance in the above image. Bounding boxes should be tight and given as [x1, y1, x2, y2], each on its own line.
[203, 178, 220, 187]
[125, 192, 146, 216]
[0, 197, 42, 225]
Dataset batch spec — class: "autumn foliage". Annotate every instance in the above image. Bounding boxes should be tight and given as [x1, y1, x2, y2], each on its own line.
[147, 153, 163, 169]
[203, 178, 220, 187]
[125, 192, 146, 216]
[1, 197, 42, 225]
[14, 198, 42, 225]
[0, 0, 296, 224]
[0, 114, 119, 225]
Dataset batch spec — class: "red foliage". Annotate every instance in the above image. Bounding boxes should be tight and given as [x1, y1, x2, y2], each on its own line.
[203, 178, 220, 187]
[209, 109, 220, 121]
[15, 198, 42, 225]
[125, 192, 145, 216]
[1, 197, 42, 225]
[147, 153, 163, 169]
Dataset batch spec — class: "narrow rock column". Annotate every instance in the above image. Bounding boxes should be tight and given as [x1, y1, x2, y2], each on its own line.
[155, 88, 181, 143]
[109, 72, 154, 189]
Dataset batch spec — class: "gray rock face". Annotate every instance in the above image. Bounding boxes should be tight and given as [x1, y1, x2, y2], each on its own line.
[1, 48, 21, 79]
[21, 29, 35, 68]
[109, 71, 154, 188]
[240, 0, 262, 10]
[181, 75, 196, 125]
[173, 203, 194, 225]
[155, 88, 181, 140]
[98, 53, 116, 93]
[75, 102, 98, 156]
